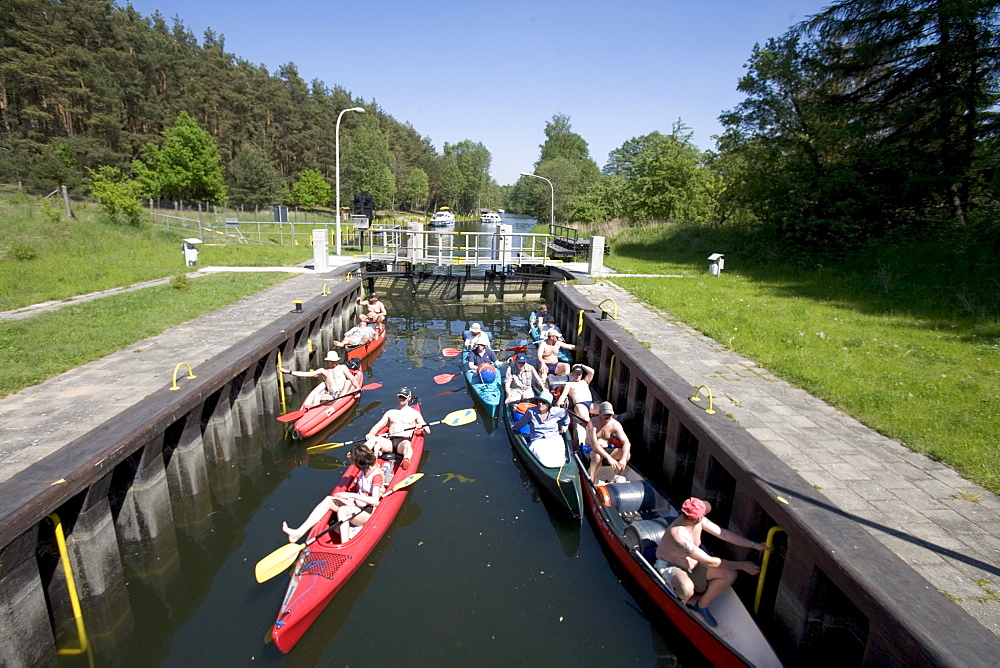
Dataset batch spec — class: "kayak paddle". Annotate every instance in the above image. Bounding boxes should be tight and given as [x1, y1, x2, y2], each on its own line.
[305, 407, 478, 454]
[254, 473, 425, 583]
[276, 383, 382, 422]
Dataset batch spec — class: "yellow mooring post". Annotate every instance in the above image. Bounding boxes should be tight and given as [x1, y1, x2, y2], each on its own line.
[754, 526, 786, 613]
[169, 362, 196, 390]
[47, 513, 89, 656]
[277, 350, 287, 414]
[690, 385, 715, 414]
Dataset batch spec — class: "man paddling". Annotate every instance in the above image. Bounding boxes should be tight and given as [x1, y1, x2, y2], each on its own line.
[365, 387, 430, 470]
[654, 497, 768, 628]
[279, 351, 360, 407]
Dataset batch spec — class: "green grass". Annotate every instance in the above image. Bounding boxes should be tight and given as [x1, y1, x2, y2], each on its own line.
[606, 223, 1000, 494]
[0, 193, 311, 310]
[0, 271, 289, 397]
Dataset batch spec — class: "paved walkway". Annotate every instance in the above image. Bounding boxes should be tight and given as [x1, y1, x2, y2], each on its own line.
[0, 262, 357, 483]
[572, 279, 1000, 637]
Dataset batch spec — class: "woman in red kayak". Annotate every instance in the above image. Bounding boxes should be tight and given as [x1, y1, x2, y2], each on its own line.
[281, 444, 385, 543]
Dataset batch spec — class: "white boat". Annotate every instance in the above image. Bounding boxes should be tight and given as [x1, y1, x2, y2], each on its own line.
[480, 211, 502, 225]
[429, 207, 456, 226]
[497, 209, 505, 214]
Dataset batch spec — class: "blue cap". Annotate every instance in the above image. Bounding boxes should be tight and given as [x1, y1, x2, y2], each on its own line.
[515, 353, 527, 362]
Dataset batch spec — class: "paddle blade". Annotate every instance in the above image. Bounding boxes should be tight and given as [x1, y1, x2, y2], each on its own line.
[360, 382, 382, 391]
[389, 472, 424, 493]
[505, 345, 527, 352]
[441, 408, 477, 427]
[441, 348, 462, 357]
[434, 388, 464, 397]
[306, 441, 347, 454]
[433, 373, 458, 384]
[255, 542, 306, 583]
[276, 409, 306, 423]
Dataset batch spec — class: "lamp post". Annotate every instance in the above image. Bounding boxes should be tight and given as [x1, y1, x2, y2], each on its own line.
[335, 106, 365, 255]
[519, 172, 555, 233]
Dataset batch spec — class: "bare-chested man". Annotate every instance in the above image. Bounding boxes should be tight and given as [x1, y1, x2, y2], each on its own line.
[586, 401, 631, 483]
[279, 351, 360, 407]
[654, 497, 768, 627]
[557, 364, 594, 418]
[364, 387, 430, 470]
[537, 329, 575, 379]
[357, 292, 387, 328]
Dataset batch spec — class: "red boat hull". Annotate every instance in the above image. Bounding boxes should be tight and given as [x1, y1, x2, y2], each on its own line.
[345, 326, 386, 362]
[291, 370, 364, 439]
[271, 407, 425, 653]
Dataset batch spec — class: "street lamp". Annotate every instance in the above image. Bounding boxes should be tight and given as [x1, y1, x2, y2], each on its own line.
[335, 106, 365, 255]
[519, 172, 554, 233]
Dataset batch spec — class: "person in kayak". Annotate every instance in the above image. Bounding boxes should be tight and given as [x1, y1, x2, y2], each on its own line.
[537, 329, 574, 379]
[464, 322, 490, 349]
[364, 387, 430, 470]
[467, 340, 498, 373]
[504, 353, 544, 403]
[653, 497, 768, 628]
[529, 303, 548, 330]
[556, 363, 594, 422]
[510, 390, 570, 467]
[357, 292, 386, 328]
[281, 444, 385, 543]
[333, 315, 377, 348]
[586, 401, 632, 483]
[279, 351, 360, 407]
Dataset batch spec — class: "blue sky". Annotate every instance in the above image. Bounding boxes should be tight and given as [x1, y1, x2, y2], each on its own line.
[124, 0, 831, 184]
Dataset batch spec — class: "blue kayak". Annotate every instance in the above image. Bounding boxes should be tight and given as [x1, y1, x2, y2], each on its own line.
[462, 348, 501, 418]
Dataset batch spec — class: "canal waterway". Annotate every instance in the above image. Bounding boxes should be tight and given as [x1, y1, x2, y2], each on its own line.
[56, 217, 705, 667]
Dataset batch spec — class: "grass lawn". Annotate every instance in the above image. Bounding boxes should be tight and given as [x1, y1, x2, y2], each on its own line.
[0, 193, 312, 311]
[0, 271, 290, 397]
[606, 224, 1000, 495]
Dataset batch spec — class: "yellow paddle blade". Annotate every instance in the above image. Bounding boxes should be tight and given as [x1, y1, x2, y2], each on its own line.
[442, 408, 477, 427]
[306, 441, 347, 454]
[389, 473, 423, 492]
[254, 542, 306, 583]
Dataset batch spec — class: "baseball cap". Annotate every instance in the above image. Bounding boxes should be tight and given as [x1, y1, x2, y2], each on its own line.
[571, 364, 584, 375]
[397, 387, 412, 398]
[536, 390, 554, 404]
[599, 401, 614, 415]
[515, 353, 527, 362]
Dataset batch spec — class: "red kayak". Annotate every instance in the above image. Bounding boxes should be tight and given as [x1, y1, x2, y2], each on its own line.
[345, 325, 386, 362]
[291, 369, 364, 439]
[271, 405, 425, 653]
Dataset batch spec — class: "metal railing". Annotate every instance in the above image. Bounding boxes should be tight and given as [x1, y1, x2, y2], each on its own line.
[363, 227, 552, 266]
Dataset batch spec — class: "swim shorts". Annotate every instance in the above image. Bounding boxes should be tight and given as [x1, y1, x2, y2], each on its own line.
[654, 559, 708, 592]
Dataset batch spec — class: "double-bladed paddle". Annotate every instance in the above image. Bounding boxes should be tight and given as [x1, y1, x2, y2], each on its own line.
[304, 407, 478, 454]
[254, 473, 424, 583]
[276, 383, 382, 422]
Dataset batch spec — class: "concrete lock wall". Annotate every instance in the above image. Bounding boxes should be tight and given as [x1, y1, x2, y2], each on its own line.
[0, 276, 364, 666]
[549, 282, 998, 665]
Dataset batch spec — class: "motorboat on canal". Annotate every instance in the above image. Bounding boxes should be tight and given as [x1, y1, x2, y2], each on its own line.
[270, 405, 427, 653]
[573, 450, 782, 667]
[480, 211, 502, 225]
[290, 367, 365, 439]
[501, 378, 583, 518]
[429, 206, 456, 226]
